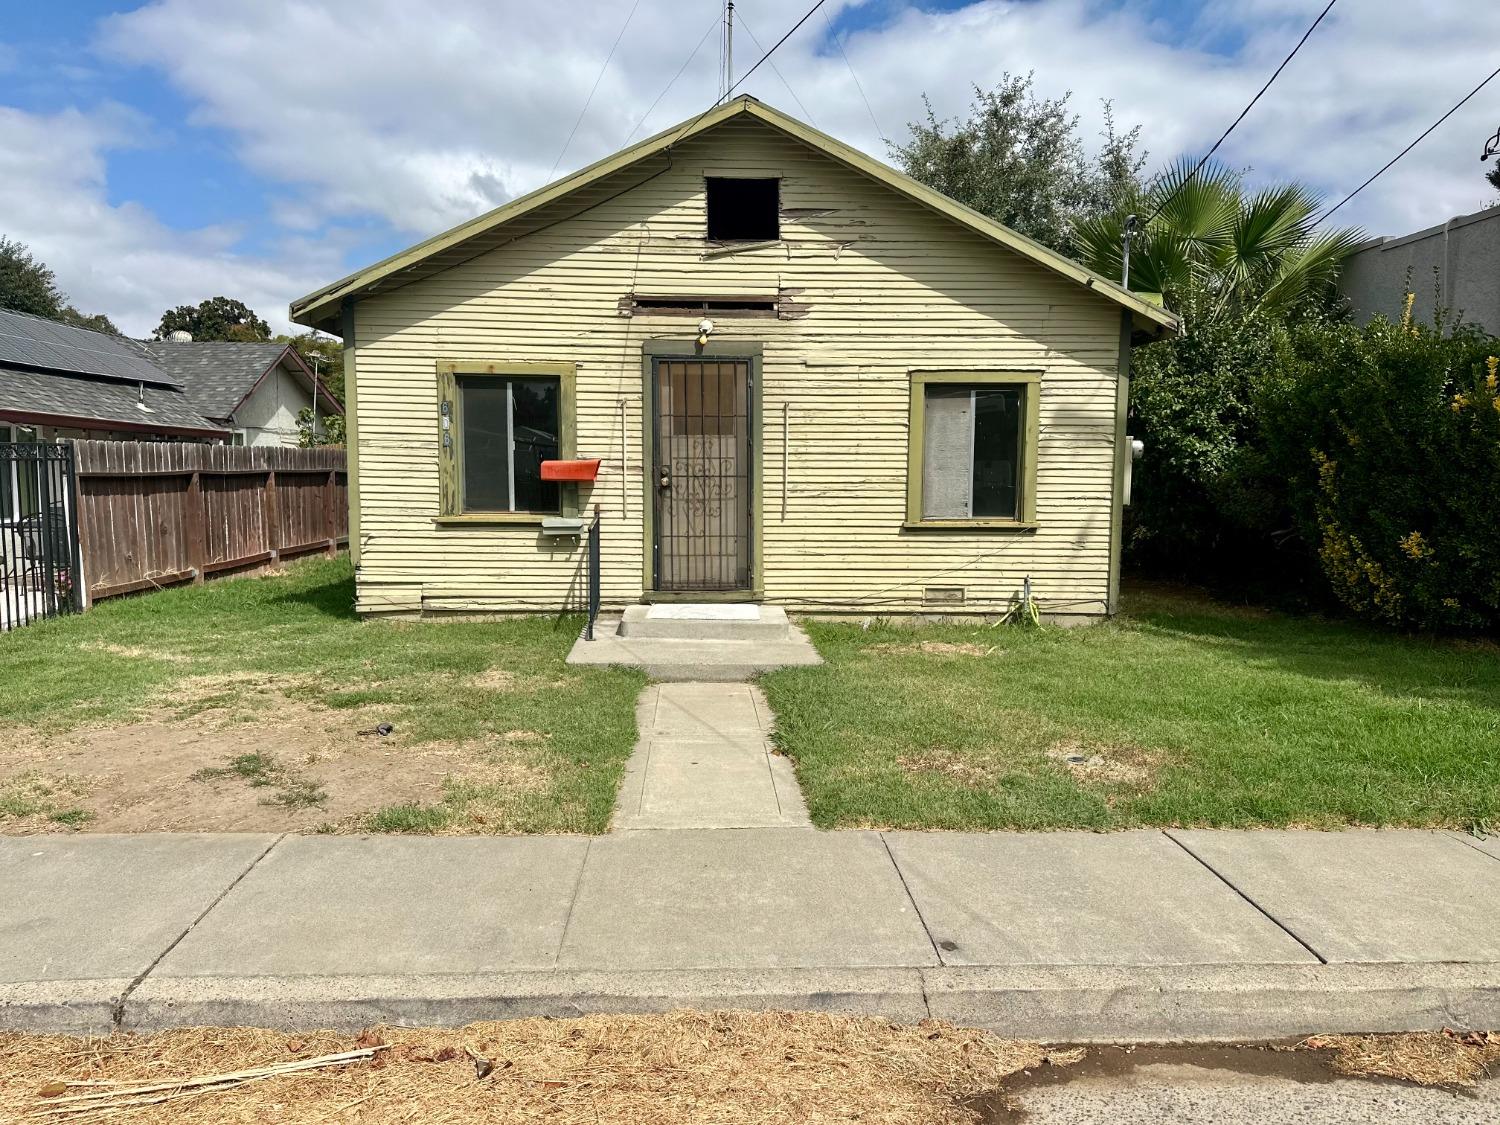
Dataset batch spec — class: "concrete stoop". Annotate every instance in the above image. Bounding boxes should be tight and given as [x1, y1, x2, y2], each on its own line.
[567, 604, 822, 681]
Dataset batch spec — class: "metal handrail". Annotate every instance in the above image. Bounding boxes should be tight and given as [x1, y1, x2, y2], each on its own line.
[585, 504, 601, 641]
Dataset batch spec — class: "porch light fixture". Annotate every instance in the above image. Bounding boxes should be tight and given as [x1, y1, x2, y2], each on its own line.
[697, 317, 715, 346]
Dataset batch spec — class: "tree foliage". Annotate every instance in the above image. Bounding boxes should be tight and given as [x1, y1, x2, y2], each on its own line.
[0, 236, 119, 334]
[155, 297, 270, 342]
[297, 406, 346, 448]
[890, 75, 1145, 252]
[276, 332, 344, 403]
[1073, 159, 1363, 326]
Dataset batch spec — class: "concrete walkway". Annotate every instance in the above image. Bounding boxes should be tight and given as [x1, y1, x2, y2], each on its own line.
[5, 827, 1500, 1040]
[612, 683, 810, 830]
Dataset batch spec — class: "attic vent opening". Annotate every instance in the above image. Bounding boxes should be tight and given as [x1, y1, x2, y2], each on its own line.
[706, 177, 779, 242]
[630, 296, 777, 317]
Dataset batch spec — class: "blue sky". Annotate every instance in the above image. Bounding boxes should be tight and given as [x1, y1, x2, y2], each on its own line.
[1, 1, 1495, 335]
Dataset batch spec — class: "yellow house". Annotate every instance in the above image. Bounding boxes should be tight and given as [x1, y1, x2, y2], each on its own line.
[290, 96, 1176, 622]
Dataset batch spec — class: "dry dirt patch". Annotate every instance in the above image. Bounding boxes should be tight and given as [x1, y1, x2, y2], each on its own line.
[1045, 738, 1165, 790]
[0, 681, 534, 834]
[0, 1012, 1061, 1125]
[871, 640, 996, 657]
[898, 748, 1005, 787]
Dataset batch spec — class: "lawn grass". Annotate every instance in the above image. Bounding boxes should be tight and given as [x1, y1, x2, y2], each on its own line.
[759, 586, 1500, 832]
[0, 558, 645, 833]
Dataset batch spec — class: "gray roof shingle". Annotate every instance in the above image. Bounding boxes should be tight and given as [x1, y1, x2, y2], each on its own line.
[136, 341, 291, 420]
[0, 366, 225, 433]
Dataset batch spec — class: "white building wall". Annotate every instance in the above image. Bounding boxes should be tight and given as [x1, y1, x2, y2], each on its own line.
[232, 361, 316, 447]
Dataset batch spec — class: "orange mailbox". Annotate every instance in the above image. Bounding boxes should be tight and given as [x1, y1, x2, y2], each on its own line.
[540, 459, 601, 482]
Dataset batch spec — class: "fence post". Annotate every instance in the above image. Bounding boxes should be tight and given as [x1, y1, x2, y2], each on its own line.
[63, 441, 87, 611]
[185, 469, 206, 584]
[325, 467, 337, 556]
[265, 468, 280, 562]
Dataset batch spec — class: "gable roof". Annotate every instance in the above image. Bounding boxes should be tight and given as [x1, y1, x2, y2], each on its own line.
[0, 364, 225, 436]
[289, 96, 1178, 336]
[137, 341, 343, 421]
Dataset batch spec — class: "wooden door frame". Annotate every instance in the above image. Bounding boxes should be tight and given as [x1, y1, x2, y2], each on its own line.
[640, 339, 763, 602]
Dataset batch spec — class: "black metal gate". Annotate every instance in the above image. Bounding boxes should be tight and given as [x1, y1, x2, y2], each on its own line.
[1, 441, 83, 629]
[651, 358, 752, 592]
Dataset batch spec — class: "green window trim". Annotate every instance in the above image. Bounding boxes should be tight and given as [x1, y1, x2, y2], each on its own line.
[435, 360, 578, 518]
[905, 370, 1041, 530]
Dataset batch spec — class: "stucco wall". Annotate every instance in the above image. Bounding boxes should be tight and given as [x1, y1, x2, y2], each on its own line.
[234, 361, 315, 447]
[1339, 203, 1500, 334]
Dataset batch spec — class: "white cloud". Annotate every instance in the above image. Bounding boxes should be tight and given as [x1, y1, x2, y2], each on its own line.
[96, 0, 1500, 243]
[6, 0, 1498, 336]
[0, 103, 343, 336]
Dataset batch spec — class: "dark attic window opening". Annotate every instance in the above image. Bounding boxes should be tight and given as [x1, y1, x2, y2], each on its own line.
[705, 177, 780, 242]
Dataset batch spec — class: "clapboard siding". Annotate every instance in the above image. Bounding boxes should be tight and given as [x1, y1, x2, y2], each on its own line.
[348, 117, 1125, 617]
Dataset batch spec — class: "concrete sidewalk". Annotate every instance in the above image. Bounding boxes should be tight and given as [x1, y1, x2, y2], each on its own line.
[5, 827, 1500, 1039]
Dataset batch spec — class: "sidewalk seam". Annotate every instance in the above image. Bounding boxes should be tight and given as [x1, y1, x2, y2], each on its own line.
[111, 833, 284, 1029]
[879, 832, 945, 968]
[1162, 830, 1328, 965]
[1444, 830, 1500, 865]
[554, 837, 594, 968]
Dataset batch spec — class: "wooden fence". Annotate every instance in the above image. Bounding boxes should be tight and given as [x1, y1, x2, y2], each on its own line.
[73, 441, 348, 604]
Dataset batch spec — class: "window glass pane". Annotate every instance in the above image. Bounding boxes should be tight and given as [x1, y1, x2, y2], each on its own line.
[511, 378, 560, 513]
[922, 386, 973, 519]
[459, 378, 511, 511]
[972, 388, 1022, 519]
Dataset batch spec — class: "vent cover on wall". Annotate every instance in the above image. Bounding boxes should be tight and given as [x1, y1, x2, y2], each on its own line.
[923, 587, 966, 606]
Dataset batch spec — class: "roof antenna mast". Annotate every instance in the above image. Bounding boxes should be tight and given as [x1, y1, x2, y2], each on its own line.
[720, 0, 735, 102]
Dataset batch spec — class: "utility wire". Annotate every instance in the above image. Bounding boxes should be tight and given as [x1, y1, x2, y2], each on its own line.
[823, 7, 885, 143]
[668, 0, 831, 147]
[1144, 0, 1339, 226]
[624, 13, 722, 145]
[1314, 64, 1500, 227]
[737, 13, 817, 125]
[549, 0, 643, 182]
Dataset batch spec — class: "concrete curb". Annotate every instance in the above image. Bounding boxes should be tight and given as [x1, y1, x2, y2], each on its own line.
[0, 963, 1481, 1041]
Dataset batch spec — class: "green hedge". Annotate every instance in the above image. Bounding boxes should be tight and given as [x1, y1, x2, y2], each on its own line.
[1262, 316, 1500, 631]
[1127, 308, 1500, 631]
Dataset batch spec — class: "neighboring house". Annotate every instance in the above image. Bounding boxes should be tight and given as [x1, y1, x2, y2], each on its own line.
[138, 340, 341, 448]
[290, 96, 1176, 620]
[0, 308, 342, 449]
[1339, 202, 1500, 334]
[0, 307, 228, 445]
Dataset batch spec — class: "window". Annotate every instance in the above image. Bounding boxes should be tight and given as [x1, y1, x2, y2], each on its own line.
[435, 362, 576, 520]
[705, 177, 779, 242]
[907, 372, 1040, 527]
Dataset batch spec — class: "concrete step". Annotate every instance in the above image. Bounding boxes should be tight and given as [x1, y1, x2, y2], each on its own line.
[619, 603, 791, 641]
[567, 615, 822, 682]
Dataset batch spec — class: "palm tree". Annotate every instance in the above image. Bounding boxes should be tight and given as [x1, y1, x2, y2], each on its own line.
[1072, 158, 1362, 327]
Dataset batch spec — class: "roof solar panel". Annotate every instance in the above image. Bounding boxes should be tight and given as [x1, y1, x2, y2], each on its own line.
[0, 308, 183, 388]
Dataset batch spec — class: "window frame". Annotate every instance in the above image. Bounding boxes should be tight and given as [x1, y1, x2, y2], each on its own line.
[905, 370, 1041, 530]
[434, 360, 577, 524]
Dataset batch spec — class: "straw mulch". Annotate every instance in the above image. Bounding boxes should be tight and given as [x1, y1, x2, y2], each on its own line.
[1303, 1030, 1500, 1087]
[0, 1010, 1058, 1124]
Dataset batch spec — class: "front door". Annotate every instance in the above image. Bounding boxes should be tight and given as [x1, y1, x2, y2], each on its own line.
[651, 358, 752, 592]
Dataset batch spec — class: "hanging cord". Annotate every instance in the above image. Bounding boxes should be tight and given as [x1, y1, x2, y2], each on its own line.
[1313, 64, 1500, 227]
[549, 0, 643, 182]
[1143, 0, 1339, 228]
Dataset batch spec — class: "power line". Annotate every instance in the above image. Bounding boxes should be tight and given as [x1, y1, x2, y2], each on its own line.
[737, 13, 817, 125]
[624, 13, 721, 145]
[1314, 64, 1500, 227]
[1144, 0, 1339, 226]
[549, 0, 643, 182]
[823, 7, 885, 143]
[668, 0, 831, 147]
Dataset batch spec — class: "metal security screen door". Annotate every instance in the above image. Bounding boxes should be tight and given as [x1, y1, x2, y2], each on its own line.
[652, 358, 752, 592]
